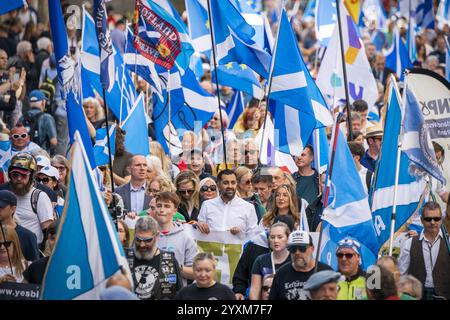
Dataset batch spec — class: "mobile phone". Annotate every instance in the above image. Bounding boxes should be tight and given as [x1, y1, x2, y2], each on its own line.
[13, 73, 19, 82]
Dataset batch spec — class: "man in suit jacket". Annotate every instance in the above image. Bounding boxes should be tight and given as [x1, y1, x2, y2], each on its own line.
[372, 53, 394, 86]
[116, 155, 151, 214]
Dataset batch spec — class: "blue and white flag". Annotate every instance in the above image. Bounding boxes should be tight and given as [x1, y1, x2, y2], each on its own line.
[362, 0, 388, 31]
[406, 20, 418, 62]
[40, 132, 129, 300]
[370, 77, 425, 252]
[310, 127, 329, 173]
[93, 125, 116, 167]
[0, 0, 26, 15]
[0, 140, 12, 171]
[213, 62, 264, 99]
[315, 0, 337, 47]
[399, 0, 434, 30]
[437, 0, 450, 28]
[303, 0, 317, 19]
[209, 0, 271, 79]
[121, 93, 150, 156]
[446, 36, 450, 82]
[93, 0, 114, 91]
[48, 0, 96, 168]
[231, 0, 265, 49]
[384, 28, 412, 81]
[401, 83, 446, 184]
[322, 129, 379, 257]
[185, 0, 212, 60]
[226, 91, 245, 129]
[81, 9, 136, 123]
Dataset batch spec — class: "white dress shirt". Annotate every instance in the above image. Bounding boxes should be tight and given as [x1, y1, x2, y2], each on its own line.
[197, 195, 258, 234]
[398, 230, 445, 288]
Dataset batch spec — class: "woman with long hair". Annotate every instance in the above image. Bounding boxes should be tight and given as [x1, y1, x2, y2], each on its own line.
[235, 166, 253, 198]
[261, 184, 300, 229]
[147, 176, 176, 198]
[0, 225, 28, 283]
[51, 154, 69, 189]
[175, 170, 201, 222]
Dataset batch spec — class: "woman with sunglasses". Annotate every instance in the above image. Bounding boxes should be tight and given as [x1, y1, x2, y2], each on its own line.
[261, 274, 274, 300]
[235, 166, 253, 199]
[199, 177, 218, 207]
[36, 165, 65, 217]
[175, 171, 200, 222]
[249, 222, 291, 300]
[0, 225, 28, 283]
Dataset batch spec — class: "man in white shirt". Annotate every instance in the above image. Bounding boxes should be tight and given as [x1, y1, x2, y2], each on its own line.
[348, 142, 369, 195]
[197, 169, 257, 235]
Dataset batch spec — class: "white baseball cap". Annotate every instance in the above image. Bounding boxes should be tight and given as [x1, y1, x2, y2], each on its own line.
[39, 165, 60, 180]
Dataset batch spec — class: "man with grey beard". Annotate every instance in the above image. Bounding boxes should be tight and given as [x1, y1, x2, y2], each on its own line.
[131, 216, 183, 300]
[269, 230, 332, 300]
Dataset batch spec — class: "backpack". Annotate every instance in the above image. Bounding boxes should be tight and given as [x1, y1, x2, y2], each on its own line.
[39, 70, 57, 113]
[22, 111, 44, 143]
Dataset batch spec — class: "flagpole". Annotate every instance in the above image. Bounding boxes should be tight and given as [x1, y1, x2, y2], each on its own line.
[314, 112, 344, 273]
[206, 0, 227, 165]
[335, 0, 353, 141]
[0, 222, 14, 275]
[168, 71, 172, 160]
[119, 20, 130, 126]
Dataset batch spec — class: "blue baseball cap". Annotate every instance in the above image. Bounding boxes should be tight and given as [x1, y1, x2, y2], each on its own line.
[29, 90, 48, 102]
[0, 190, 17, 207]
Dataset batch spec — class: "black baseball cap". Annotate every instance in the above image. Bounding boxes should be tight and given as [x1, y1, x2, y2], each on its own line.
[0, 190, 17, 208]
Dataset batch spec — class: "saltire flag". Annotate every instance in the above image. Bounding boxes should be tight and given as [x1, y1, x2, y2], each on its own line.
[0, 0, 26, 15]
[316, 1, 378, 110]
[370, 76, 426, 253]
[40, 131, 129, 300]
[231, 0, 265, 49]
[303, 0, 317, 19]
[446, 36, 450, 82]
[226, 91, 245, 129]
[213, 62, 264, 99]
[401, 82, 447, 184]
[310, 127, 329, 173]
[48, 0, 96, 168]
[121, 93, 150, 156]
[133, 0, 194, 71]
[209, 0, 271, 79]
[436, 0, 450, 28]
[406, 21, 418, 63]
[93, 125, 116, 167]
[398, 0, 434, 30]
[185, 0, 212, 60]
[93, 0, 114, 91]
[315, 0, 337, 47]
[262, 13, 275, 54]
[0, 140, 12, 171]
[384, 28, 413, 81]
[81, 9, 136, 123]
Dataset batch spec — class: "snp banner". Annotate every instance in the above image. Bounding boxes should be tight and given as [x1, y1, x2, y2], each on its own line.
[407, 69, 450, 186]
[0, 283, 39, 300]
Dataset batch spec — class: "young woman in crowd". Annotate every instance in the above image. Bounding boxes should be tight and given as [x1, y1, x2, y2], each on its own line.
[0, 225, 28, 283]
[147, 176, 176, 198]
[199, 177, 218, 207]
[175, 170, 201, 222]
[235, 166, 254, 199]
[261, 184, 300, 229]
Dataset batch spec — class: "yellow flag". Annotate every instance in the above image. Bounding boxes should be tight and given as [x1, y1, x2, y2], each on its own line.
[344, 0, 361, 23]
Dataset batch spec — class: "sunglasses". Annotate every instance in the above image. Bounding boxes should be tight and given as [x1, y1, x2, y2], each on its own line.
[245, 150, 257, 155]
[200, 185, 217, 192]
[10, 171, 30, 179]
[336, 253, 355, 259]
[262, 285, 271, 292]
[36, 177, 51, 184]
[288, 246, 308, 253]
[179, 189, 195, 195]
[242, 180, 252, 185]
[423, 217, 441, 222]
[0, 241, 12, 249]
[12, 133, 27, 139]
[135, 235, 155, 244]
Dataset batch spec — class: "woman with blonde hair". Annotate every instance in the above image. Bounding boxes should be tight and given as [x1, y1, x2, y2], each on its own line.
[0, 225, 28, 283]
[175, 170, 201, 222]
[147, 176, 176, 198]
[261, 184, 300, 229]
[82, 97, 105, 138]
[234, 166, 253, 198]
[146, 155, 170, 181]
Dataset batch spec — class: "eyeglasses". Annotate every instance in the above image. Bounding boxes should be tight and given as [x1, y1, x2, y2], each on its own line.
[149, 188, 161, 194]
[423, 216, 441, 222]
[54, 166, 67, 172]
[336, 253, 355, 259]
[36, 177, 51, 184]
[200, 185, 217, 192]
[135, 235, 155, 244]
[245, 150, 257, 155]
[179, 189, 195, 195]
[11, 133, 27, 139]
[262, 285, 271, 292]
[288, 246, 308, 253]
[0, 241, 12, 249]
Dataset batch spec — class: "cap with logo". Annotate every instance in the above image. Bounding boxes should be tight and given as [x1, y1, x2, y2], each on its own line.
[39, 165, 60, 180]
[336, 237, 361, 255]
[36, 155, 51, 168]
[287, 230, 313, 248]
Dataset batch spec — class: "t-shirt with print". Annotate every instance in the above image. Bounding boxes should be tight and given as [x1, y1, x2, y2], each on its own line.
[269, 262, 332, 300]
[175, 282, 236, 300]
[251, 253, 291, 277]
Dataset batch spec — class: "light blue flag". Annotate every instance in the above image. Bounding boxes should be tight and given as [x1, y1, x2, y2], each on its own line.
[303, 0, 317, 19]
[385, 28, 413, 81]
[399, 0, 434, 30]
[93, 126, 116, 167]
[226, 91, 245, 129]
[437, 0, 450, 28]
[231, 0, 265, 48]
[309, 127, 329, 173]
[121, 93, 150, 156]
[40, 132, 128, 300]
[370, 78, 425, 253]
[48, 0, 96, 168]
[210, 0, 271, 79]
[0, 140, 12, 171]
[401, 84, 446, 184]
[213, 62, 264, 99]
[322, 129, 379, 259]
[315, 0, 336, 47]
[406, 20, 418, 62]
[185, 0, 212, 60]
[0, 0, 25, 15]
[93, 0, 114, 91]
[446, 37, 450, 82]
[81, 10, 136, 123]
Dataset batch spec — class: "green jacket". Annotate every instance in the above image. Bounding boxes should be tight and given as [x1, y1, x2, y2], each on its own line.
[337, 268, 367, 300]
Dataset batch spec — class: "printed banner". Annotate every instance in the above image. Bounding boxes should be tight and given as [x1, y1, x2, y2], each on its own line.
[0, 282, 40, 300]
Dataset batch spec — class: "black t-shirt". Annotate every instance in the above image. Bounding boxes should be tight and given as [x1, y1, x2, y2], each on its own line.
[15, 224, 39, 262]
[251, 252, 291, 277]
[23, 256, 49, 285]
[132, 251, 183, 300]
[175, 282, 236, 300]
[269, 262, 333, 300]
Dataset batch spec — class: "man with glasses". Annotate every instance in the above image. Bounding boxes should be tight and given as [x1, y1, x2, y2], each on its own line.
[361, 124, 383, 172]
[131, 216, 183, 300]
[398, 201, 450, 300]
[269, 230, 332, 300]
[9, 124, 42, 155]
[243, 139, 260, 171]
[336, 237, 367, 300]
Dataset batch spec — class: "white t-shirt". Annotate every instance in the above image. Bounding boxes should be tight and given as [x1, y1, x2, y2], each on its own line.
[15, 188, 54, 245]
[358, 166, 369, 195]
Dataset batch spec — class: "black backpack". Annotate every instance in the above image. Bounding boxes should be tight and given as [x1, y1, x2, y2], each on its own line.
[39, 70, 58, 113]
[23, 111, 44, 143]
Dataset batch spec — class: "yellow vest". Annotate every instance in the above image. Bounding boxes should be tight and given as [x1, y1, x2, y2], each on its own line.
[337, 276, 367, 300]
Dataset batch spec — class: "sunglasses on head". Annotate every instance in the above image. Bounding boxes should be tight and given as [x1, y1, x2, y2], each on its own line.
[179, 189, 195, 195]
[36, 177, 51, 184]
[288, 246, 308, 253]
[12, 133, 27, 139]
[0, 241, 12, 249]
[336, 252, 355, 259]
[200, 185, 217, 192]
[423, 216, 441, 222]
[135, 235, 155, 244]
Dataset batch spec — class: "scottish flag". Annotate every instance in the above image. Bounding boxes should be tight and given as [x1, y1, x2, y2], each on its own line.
[406, 22, 418, 62]
[437, 0, 450, 28]
[311, 127, 329, 173]
[226, 91, 245, 129]
[40, 132, 129, 300]
[209, 0, 271, 79]
[213, 62, 264, 99]
[446, 37, 450, 82]
[385, 28, 412, 81]
[0, 0, 25, 15]
[401, 84, 446, 184]
[370, 77, 425, 252]
[0, 140, 11, 171]
[399, 0, 434, 29]
[231, 0, 265, 48]
[81, 10, 136, 123]
[48, 0, 96, 168]
[93, 126, 116, 167]
[315, 0, 336, 47]
[185, 0, 212, 59]
[121, 93, 150, 156]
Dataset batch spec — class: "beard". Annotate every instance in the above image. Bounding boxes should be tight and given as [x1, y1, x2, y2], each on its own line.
[11, 181, 33, 196]
[293, 254, 312, 270]
[134, 245, 157, 261]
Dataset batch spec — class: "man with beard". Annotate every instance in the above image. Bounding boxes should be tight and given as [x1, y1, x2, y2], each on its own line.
[197, 169, 258, 236]
[269, 230, 332, 300]
[131, 216, 183, 300]
[0, 153, 53, 247]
